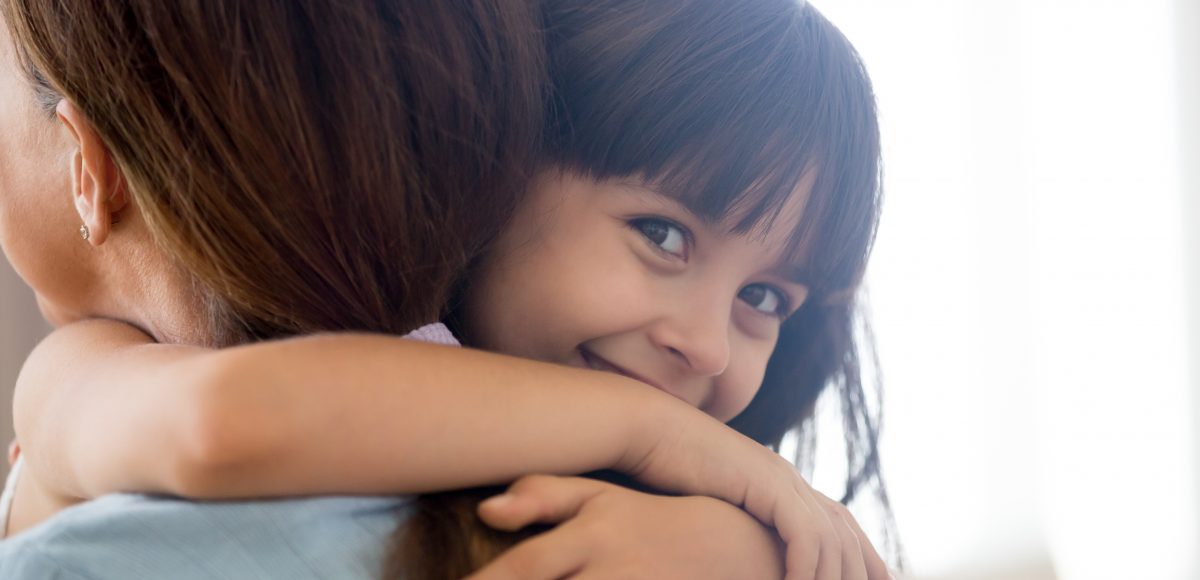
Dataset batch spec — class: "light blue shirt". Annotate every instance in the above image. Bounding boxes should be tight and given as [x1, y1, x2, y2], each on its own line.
[0, 493, 410, 579]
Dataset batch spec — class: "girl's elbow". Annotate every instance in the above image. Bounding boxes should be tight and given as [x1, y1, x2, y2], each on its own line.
[167, 357, 281, 497]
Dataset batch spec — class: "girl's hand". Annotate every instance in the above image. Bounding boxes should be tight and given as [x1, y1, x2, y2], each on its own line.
[617, 399, 890, 580]
[466, 474, 787, 580]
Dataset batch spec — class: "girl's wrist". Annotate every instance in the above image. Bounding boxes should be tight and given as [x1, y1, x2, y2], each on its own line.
[609, 380, 702, 484]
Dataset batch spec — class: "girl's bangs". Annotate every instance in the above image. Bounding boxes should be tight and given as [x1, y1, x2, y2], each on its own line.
[549, 1, 880, 300]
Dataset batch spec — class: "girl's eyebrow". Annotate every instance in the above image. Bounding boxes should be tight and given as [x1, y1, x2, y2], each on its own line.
[774, 264, 811, 288]
[611, 180, 720, 227]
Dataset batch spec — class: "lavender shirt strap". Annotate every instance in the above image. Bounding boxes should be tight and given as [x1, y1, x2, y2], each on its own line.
[403, 322, 460, 347]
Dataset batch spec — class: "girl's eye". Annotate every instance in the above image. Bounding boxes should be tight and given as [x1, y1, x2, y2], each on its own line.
[631, 217, 690, 260]
[739, 284, 791, 318]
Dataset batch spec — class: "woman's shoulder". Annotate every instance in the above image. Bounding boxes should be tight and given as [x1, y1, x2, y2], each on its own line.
[0, 493, 411, 579]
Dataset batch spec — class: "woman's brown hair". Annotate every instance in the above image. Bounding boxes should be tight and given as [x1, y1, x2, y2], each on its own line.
[2, 0, 544, 344]
[396, 0, 894, 576]
[4, 0, 547, 575]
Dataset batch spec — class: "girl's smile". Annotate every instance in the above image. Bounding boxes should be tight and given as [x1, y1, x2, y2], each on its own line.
[576, 347, 670, 396]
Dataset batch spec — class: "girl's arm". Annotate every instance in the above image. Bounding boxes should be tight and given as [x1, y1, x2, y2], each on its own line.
[14, 319, 873, 580]
[13, 319, 666, 502]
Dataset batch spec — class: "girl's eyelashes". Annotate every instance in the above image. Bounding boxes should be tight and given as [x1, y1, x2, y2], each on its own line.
[738, 283, 793, 319]
[629, 215, 801, 320]
[630, 217, 691, 260]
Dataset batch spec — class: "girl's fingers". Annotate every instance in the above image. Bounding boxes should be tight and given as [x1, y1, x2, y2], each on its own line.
[777, 484, 844, 580]
[834, 501, 890, 580]
[464, 521, 588, 580]
[7, 441, 18, 466]
[477, 474, 610, 532]
[813, 518, 842, 580]
[776, 491, 820, 580]
[825, 500, 868, 580]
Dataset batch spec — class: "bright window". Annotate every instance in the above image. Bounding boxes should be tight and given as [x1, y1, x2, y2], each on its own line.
[810, 1, 1199, 578]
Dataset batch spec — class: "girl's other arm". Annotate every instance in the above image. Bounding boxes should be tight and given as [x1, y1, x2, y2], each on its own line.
[12, 319, 668, 501]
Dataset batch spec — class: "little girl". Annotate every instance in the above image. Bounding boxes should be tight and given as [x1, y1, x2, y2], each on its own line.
[3, 0, 889, 578]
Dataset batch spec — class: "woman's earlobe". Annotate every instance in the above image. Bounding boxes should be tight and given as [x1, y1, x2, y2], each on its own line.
[57, 100, 126, 246]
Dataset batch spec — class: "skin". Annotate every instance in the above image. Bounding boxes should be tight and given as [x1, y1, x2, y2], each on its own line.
[460, 170, 876, 580]
[465, 170, 812, 423]
[0, 31, 202, 342]
[472, 475, 788, 579]
[0, 19, 212, 533]
[0, 13, 887, 580]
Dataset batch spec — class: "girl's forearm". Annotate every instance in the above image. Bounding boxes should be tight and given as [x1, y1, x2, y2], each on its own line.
[175, 335, 679, 498]
[16, 322, 687, 500]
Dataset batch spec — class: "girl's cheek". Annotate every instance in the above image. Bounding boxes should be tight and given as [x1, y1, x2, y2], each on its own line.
[708, 363, 766, 423]
[732, 302, 787, 343]
[735, 344, 777, 418]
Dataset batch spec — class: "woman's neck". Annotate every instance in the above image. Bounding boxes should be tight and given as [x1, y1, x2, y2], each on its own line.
[83, 231, 210, 346]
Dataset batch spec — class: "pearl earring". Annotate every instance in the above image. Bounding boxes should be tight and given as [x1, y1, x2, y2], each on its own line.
[79, 224, 90, 241]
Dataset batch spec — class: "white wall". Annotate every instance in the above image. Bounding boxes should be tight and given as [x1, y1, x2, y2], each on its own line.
[810, 1, 1199, 578]
[1177, 0, 1200, 572]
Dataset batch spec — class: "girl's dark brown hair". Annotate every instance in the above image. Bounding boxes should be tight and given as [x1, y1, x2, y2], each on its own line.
[2, 0, 544, 344]
[397, 0, 894, 576]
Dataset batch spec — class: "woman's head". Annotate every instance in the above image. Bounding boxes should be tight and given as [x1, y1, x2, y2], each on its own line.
[0, 0, 544, 344]
[463, 0, 881, 441]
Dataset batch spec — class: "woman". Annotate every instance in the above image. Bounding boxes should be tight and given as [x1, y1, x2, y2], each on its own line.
[0, 0, 543, 573]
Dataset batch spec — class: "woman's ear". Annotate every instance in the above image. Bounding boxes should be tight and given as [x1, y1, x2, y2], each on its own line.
[56, 99, 129, 247]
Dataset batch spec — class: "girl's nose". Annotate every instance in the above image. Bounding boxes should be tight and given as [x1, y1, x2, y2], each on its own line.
[650, 296, 732, 378]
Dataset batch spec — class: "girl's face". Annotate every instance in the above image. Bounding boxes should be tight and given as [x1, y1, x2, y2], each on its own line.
[466, 170, 812, 422]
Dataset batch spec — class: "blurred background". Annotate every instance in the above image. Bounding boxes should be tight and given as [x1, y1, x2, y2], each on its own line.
[805, 0, 1199, 579]
[0, 262, 45, 463]
[1, 0, 1197, 578]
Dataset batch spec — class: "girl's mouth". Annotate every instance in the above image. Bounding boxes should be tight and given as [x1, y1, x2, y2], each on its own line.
[578, 348, 672, 397]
